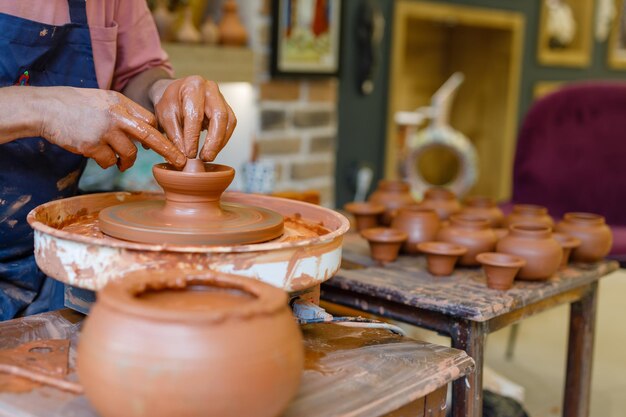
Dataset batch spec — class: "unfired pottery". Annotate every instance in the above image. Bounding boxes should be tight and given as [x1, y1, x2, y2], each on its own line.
[417, 241, 467, 276]
[496, 224, 562, 280]
[476, 252, 526, 290]
[368, 180, 415, 226]
[391, 206, 440, 254]
[461, 196, 504, 227]
[419, 187, 461, 220]
[436, 214, 497, 266]
[504, 204, 554, 228]
[344, 201, 385, 232]
[218, 0, 248, 46]
[77, 269, 303, 417]
[361, 227, 408, 264]
[555, 212, 613, 262]
[552, 232, 582, 267]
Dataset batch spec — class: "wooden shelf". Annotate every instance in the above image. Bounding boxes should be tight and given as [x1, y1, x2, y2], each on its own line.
[162, 42, 254, 83]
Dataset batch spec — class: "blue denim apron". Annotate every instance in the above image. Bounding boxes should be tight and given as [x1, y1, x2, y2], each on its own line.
[0, 0, 98, 320]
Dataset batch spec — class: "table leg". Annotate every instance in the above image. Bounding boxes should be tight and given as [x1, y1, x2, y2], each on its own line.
[450, 320, 484, 417]
[563, 282, 598, 417]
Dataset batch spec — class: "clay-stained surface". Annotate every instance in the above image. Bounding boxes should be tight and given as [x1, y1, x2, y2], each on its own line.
[324, 233, 619, 322]
[0, 311, 474, 417]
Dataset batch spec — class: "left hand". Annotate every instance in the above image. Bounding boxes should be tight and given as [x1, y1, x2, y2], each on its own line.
[149, 76, 237, 161]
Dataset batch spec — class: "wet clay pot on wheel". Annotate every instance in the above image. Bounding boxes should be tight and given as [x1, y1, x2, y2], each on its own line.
[436, 214, 497, 266]
[368, 180, 415, 226]
[476, 252, 526, 290]
[461, 196, 504, 227]
[504, 204, 554, 228]
[552, 233, 582, 268]
[555, 212, 613, 262]
[344, 201, 385, 232]
[417, 241, 467, 276]
[419, 187, 461, 220]
[496, 224, 562, 280]
[77, 270, 303, 417]
[391, 206, 440, 254]
[361, 227, 408, 264]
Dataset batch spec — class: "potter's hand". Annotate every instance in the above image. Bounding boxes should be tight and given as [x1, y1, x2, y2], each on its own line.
[149, 76, 237, 161]
[40, 87, 186, 171]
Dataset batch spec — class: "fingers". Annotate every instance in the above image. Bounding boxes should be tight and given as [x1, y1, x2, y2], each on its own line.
[199, 82, 229, 162]
[120, 96, 158, 127]
[180, 78, 205, 158]
[156, 104, 185, 154]
[105, 131, 138, 172]
[89, 146, 118, 169]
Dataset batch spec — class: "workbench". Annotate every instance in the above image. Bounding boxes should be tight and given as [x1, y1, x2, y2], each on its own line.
[321, 233, 619, 417]
[0, 309, 474, 417]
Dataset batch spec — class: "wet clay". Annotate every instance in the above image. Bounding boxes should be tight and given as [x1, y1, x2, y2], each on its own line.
[78, 269, 304, 417]
[99, 162, 285, 245]
[417, 241, 467, 276]
[476, 252, 526, 290]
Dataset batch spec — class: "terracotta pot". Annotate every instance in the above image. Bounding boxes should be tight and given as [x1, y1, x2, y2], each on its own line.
[461, 196, 504, 227]
[417, 241, 467, 276]
[368, 180, 415, 226]
[419, 187, 461, 220]
[496, 224, 562, 280]
[218, 0, 248, 46]
[436, 214, 497, 266]
[555, 212, 613, 262]
[391, 206, 440, 254]
[476, 252, 526, 290]
[77, 270, 303, 417]
[494, 228, 509, 241]
[344, 201, 385, 232]
[504, 204, 554, 228]
[552, 233, 582, 267]
[361, 227, 408, 264]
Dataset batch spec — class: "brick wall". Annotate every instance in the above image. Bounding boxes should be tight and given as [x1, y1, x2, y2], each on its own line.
[251, 0, 338, 207]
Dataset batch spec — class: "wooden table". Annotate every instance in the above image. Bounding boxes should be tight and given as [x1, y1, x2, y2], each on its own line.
[321, 233, 620, 417]
[0, 309, 474, 417]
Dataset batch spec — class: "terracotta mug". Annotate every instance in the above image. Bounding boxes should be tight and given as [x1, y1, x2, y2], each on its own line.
[555, 212, 613, 262]
[419, 187, 461, 220]
[391, 206, 440, 254]
[436, 214, 497, 266]
[368, 180, 415, 226]
[461, 196, 504, 227]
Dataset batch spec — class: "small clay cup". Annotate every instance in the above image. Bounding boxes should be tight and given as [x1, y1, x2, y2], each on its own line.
[476, 252, 526, 290]
[504, 204, 554, 228]
[555, 212, 613, 262]
[462, 196, 504, 227]
[368, 180, 415, 226]
[552, 233, 582, 267]
[361, 227, 408, 264]
[419, 187, 462, 220]
[496, 224, 562, 280]
[391, 206, 440, 254]
[417, 241, 467, 276]
[344, 201, 385, 232]
[436, 214, 497, 266]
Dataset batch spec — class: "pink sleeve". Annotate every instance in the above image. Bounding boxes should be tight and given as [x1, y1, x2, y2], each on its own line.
[111, 0, 173, 92]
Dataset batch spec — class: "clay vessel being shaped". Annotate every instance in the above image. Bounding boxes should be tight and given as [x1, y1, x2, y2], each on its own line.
[344, 201, 385, 232]
[504, 204, 554, 228]
[476, 252, 526, 290]
[368, 180, 415, 226]
[555, 212, 613, 262]
[496, 224, 562, 280]
[218, 0, 248, 46]
[552, 232, 582, 267]
[417, 241, 467, 276]
[419, 187, 462, 220]
[461, 196, 504, 227]
[436, 214, 497, 266]
[77, 269, 303, 417]
[391, 206, 440, 254]
[361, 227, 407, 264]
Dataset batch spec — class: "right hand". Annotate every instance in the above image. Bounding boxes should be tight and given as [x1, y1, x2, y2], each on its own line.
[39, 87, 186, 171]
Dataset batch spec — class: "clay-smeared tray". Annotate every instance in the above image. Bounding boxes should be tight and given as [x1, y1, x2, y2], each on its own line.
[27, 192, 349, 293]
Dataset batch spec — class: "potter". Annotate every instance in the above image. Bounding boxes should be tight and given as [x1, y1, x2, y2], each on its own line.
[0, 0, 236, 320]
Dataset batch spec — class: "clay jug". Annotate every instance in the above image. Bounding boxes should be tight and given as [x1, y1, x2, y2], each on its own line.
[176, 5, 202, 43]
[461, 196, 504, 227]
[555, 212, 613, 262]
[368, 180, 415, 226]
[201, 15, 220, 45]
[436, 214, 497, 266]
[497, 224, 562, 280]
[219, 0, 248, 46]
[504, 204, 554, 228]
[77, 270, 303, 417]
[391, 206, 440, 254]
[420, 187, 461, 220]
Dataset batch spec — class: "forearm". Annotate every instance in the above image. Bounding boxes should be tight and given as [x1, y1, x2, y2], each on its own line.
[0, 86, 46, 144]
[122, 67, 172, 112]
